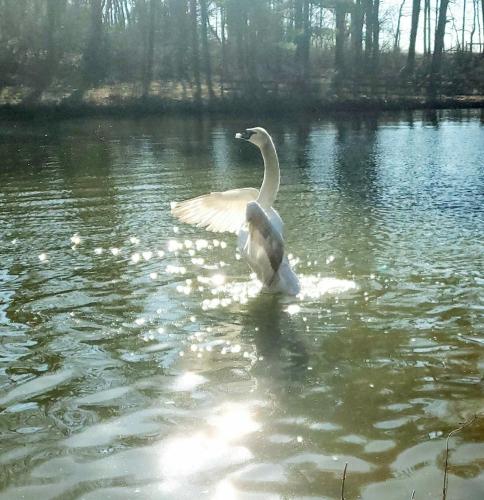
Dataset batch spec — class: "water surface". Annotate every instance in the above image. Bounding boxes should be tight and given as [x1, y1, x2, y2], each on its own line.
[1, 110, 483, 499]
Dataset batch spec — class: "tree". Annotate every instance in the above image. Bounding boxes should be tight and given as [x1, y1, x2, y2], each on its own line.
[43, 0, 66, 87]
[334, 2, 346, 77]
[301, 0, 311, 81]
[423, 0, 431, 55]
[142, 0, 157, 97]
[226, 0, 248, 83]
[394, 0, 406, 52]
[219, 2, 227, 97]
[189, 0, 201, 101]
[406, 0, 421, 74]
[364, 0, 374, 61]
[351, 0, 365, 69]
[83, 0, 105, 86]
[482, 0, 484, 51]
[295, 0, 311, 81]
[1, 0, 483, 104]
[199, 0, 214, 99]
[372, 0, 380, 75]
[429, 0, 450, 95]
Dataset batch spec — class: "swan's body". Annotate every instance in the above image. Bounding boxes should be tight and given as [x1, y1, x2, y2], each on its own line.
[171, 127, 300, 296]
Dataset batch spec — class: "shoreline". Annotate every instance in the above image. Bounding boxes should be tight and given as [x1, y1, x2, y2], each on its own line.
[1, 95, 483, 120]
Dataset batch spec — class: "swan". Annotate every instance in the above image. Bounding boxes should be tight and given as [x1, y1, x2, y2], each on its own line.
[171, 127, 300, 296]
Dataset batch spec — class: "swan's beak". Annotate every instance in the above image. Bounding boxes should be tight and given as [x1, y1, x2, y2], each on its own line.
[235, 129, 255, 141]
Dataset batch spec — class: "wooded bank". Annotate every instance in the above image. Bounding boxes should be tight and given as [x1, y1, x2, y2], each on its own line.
[1, 0, 483, 116]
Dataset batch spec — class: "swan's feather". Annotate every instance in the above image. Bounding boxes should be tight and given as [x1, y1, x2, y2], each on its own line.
[244, 202, 284, 287]
[171, 187, 259, 234]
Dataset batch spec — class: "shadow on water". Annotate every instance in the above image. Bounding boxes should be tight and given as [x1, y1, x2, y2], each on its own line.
[333, 115, 380, 203]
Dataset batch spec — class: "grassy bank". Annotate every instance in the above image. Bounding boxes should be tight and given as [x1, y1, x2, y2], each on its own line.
[1, 82, 484, 119]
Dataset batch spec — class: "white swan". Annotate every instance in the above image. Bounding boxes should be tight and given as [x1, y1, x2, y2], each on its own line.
[171, 127, 300, 295]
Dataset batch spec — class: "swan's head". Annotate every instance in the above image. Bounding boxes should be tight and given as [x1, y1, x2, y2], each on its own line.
[235, 127, 271, 149]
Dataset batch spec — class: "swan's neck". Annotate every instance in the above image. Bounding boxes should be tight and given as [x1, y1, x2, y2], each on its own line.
[257, 139, 280, 208]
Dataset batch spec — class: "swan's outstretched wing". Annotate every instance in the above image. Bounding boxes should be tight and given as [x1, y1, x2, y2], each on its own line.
[245, 201, 284, 286]
[171, 187, 259, 234]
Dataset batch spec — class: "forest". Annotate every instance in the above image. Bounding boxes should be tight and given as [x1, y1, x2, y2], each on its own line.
[1, 0, 483, 111]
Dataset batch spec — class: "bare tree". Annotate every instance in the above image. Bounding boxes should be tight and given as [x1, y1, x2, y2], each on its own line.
[372, 0, 380, 74]
[335, 2, 346, 77]
[352, 0, 364, 68]
[2, 0, 484, 103]
[429, 0, 450, 95]
[44, 0, 65, 87]
[294, 0, 311, 80]
[199, 0, 214, 99]
[406, 0, 421, 74]
[189, 0, 201, 101]
[301, 0, 311, 81]
[83, 0, 104, 85]
[482, 0, 484, 51]
[394, 0, 406, 52]
[364, 0, 374, 61]
[142, 0, 157, 97]
[470, 0, 477, 50]
[423, 0, 431, 54]
[220, 3, 227, 97]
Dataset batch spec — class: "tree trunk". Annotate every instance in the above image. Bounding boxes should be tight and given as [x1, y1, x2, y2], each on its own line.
[470, 0, 477, 50]
[462, 0, 467, 51]
[220, 4, 227, 97]
[482, 0, 484, 51]
[189, 0, 201, 101]
[334, 3, 346, 76]
[394, 0, 406, 52]
[406, 0, 421, 73]
[294, 0, 307, 79]
[170, 0, 188, 81]
[427, 0, 432, 53]
[352, 0, 364, 65]
[143, 0, 156, 97]
[300, 0, 310, 80]
[199, 0, 214, 99]
[364, 0, 373, 60]
[245, 8, 258, 88]
[44, 0, 64, 87]
[84, 0, 104, 85]
[429, 0, 450, 95]
[423, 0, 429, 54]
[294, 0, 303, 37]
[226, 0, 247, 81]
[372, 0, 380, 74]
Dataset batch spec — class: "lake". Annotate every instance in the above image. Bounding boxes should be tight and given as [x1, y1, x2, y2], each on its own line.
[0, 110, 483, 499]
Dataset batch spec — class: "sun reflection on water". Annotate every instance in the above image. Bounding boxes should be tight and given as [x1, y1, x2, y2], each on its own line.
[176, 270, 357, 311]
[212, 480, 237, 500]
[172, 372, 207, 392]
[208, 403, 260, 441]
[158, 402, 257, 481]
[298, 276, 357, 300]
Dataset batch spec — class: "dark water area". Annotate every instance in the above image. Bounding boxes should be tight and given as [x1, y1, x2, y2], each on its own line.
[0, 110, 483, 499]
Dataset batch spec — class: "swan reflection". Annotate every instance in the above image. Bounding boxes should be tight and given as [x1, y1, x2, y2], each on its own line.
[244, 295, 310, 387]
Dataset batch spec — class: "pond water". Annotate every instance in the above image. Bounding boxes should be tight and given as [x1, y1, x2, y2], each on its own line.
[0, 110, 483, 500]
